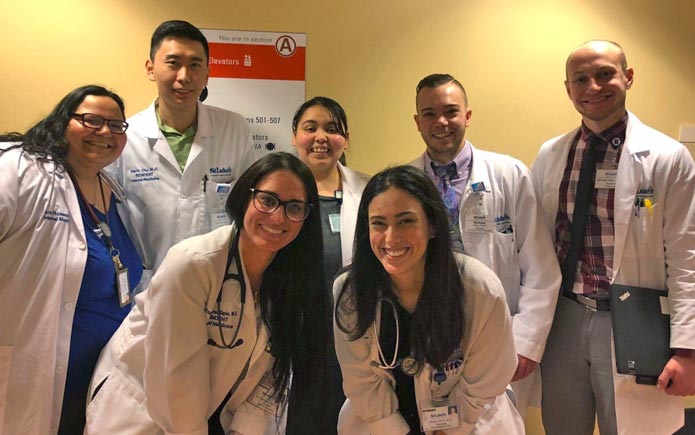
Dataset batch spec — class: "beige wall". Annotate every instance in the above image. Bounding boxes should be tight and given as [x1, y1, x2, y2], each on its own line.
[1, 0, 693, 170]
[1, 0, 693, 432]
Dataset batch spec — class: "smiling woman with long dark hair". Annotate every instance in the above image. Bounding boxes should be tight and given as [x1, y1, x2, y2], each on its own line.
[84, 152, 330, 435]
[334, 166, 524, 434]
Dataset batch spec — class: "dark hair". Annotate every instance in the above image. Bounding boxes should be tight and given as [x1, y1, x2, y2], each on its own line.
[415, 73, 468, 107]
[150, 20, 209, 61]
[225, 152, 328, 400]
[0, 85, 126, 169]
[291, 96, 349, 139]
[335, 165, 464, 369]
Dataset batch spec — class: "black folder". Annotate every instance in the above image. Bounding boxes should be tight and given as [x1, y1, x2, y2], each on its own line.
[609, 284, 673, 385]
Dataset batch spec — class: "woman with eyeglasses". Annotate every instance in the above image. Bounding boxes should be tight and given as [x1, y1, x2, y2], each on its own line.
[334, 166, 524, 434]
[288, 97, 370, 434]
[85, 152, 330, 435]
[0, 85, 142, 435]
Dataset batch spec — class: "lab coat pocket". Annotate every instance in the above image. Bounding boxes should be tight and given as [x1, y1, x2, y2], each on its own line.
[85, 368, 153, 434]
[0, 345, 12, 434]
[491, 232, 520, 304]
[204, 180, 232, 230]
[622, 202, 664, 288]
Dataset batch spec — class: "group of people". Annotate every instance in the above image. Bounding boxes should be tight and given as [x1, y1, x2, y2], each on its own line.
[0, 17, 693, 435]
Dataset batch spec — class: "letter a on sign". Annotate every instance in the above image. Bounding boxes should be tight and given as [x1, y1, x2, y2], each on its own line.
[275, 35, 297, 57]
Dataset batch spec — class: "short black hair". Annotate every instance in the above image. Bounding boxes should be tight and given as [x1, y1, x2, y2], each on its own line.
[415, 73, 468, 107]
[150, 20, 209, 61]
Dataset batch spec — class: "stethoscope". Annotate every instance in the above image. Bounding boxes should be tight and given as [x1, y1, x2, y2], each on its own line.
[371, 298, 420, 376]
[207, 224, 246, 349]
[371, 298, 461, 382]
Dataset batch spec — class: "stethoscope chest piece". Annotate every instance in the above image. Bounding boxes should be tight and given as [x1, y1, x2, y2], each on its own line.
[400, 356, 419, 376]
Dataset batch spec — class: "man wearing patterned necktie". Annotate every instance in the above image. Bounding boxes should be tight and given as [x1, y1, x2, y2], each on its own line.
[408, 73, 561, 419]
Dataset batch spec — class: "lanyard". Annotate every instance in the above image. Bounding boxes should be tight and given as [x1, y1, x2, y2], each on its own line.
[68, 169, 131, 307]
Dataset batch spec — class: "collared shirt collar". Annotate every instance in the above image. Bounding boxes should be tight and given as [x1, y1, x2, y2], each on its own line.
[424, 141, 473, 180]
[155, 103, 197, 139]
[580, 113, 628, 149]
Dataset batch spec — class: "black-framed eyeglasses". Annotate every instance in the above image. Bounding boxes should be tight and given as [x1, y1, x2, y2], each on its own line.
[71, 113, 129, 134]
[250, 188, 312, 222]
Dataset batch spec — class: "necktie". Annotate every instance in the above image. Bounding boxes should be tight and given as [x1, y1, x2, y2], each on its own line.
[431, 161, 459, 227]
[432, 162, 463, 252]
[562, 136, 599, 294]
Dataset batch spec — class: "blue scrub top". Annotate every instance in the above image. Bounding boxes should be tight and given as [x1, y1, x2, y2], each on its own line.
[59, 195, 143, 433]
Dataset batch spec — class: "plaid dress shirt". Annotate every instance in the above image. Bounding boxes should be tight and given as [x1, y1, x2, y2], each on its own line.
[555, 115, 628, 297]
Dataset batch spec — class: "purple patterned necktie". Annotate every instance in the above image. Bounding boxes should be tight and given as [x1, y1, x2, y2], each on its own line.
[431, 162, 459, 224]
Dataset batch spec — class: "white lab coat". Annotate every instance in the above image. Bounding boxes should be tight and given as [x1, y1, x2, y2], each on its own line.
[531, 112, 695, 434]
[85, 225, 284, 435]
[410, 145, 561, 366]
[109, 101, 255, 288]
[336, 162, 370, 266]
[0, 146, 87, 434]
[334, 253, 525, 435]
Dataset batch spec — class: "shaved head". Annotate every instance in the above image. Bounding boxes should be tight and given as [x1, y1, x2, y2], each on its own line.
[564, 39, 633, 132]
[566, 40, 628, 79]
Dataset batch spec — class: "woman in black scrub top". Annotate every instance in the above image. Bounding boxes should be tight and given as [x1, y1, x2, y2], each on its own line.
[334, 166, 524, 435]
[288, 97, 370, 434]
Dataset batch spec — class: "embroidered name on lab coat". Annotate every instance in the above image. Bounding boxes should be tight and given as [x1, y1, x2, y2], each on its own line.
[42, 210, 70, 223]
[205, 307, 239, 329]
[128, 167, 160, 183]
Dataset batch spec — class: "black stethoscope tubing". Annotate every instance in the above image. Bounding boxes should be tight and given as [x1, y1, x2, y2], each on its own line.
[207, 224, 245, 349]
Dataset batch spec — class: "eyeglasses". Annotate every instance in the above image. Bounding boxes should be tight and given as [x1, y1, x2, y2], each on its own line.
[71, 113, 129, 134]
[250, 188, 312, 222]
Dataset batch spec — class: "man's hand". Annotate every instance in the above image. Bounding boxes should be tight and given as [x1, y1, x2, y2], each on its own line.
[656, 350, 695, 396]
[511, 354, 538, 382]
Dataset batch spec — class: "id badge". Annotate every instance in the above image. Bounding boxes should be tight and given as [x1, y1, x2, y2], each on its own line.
[247, 371, 284, 414]
[211, 212, 230, 229]
[209, 183, 231, 229]
[215, 183, 232, 195]
[116, 267, 131, 307]
[595, 164, 618, 189]
[419, 398, 460, 431]
[464, 212, 492, 232]
[328, 213, 341, 234]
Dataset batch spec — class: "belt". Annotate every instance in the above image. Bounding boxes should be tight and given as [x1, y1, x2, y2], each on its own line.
[563, 292, 610, 311]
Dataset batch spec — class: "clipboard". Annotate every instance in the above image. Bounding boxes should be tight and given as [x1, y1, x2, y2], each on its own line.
[609, 284, 673, 385]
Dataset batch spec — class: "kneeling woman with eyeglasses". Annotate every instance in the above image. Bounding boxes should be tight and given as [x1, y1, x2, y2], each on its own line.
[85, 152, 329, 435]
[334, 166, 524, 434]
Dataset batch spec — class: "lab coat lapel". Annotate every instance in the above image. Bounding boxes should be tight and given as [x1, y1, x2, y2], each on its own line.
[140, 101, 180, 173]
[61, 171, 87, 246]
[186, 102, 213, 169]
[338, 163, 358, 266]
[537, 130, 576, 241]
[612, 117, 647, 282]
[459, 144, 492, 214]
[238, 251, 269, 368]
